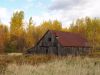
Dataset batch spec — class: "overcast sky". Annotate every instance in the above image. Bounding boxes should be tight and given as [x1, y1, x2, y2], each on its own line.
[0, 0, 100, 27]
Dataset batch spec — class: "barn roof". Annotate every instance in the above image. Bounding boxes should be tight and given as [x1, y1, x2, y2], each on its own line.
[50, 30, 89, 47]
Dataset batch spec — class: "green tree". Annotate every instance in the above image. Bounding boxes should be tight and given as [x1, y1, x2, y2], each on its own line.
[9, 11, 25, 52]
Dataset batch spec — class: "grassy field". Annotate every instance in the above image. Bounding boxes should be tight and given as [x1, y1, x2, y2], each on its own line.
[0, 55, 100, 75]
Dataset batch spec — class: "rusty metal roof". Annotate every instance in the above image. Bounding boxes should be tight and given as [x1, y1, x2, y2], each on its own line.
[50, 30, 89, 47]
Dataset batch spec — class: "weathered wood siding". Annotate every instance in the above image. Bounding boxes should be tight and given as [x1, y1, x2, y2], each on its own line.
[28, 31, 59, 55]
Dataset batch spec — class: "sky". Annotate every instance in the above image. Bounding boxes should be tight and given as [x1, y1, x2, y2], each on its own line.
[0, 0, 100, 27]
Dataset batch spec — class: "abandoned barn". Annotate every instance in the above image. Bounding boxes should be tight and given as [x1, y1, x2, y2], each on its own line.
[27, 30, 90, 56]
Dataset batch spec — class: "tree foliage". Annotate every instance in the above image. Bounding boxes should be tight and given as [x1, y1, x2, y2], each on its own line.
[0, 10, 100, 53]
[69, 17, 100, 51]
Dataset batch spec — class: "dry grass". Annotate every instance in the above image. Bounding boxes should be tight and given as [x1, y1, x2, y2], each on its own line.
[0, 55, 100, 75]
[0, 54, 57, 75]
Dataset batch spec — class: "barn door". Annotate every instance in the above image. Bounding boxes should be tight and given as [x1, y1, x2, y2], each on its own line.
[55, 47, 58, 55]
[46, 48, 48, 54]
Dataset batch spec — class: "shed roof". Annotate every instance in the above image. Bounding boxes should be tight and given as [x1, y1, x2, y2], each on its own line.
[50, 30, 89, 47]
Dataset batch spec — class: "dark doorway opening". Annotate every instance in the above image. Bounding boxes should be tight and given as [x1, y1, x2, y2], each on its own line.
[56, 47, 58, 55]
[46, 48, 48, 54]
